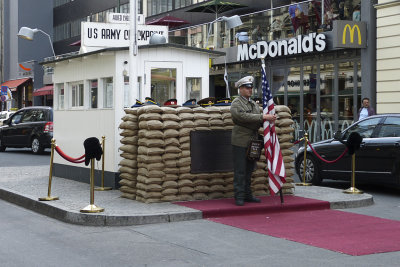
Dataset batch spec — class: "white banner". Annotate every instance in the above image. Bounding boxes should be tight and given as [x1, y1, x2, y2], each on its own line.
[82, 22, 168, 48]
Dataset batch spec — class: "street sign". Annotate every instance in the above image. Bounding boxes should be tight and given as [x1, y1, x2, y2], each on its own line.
[81, 22, 168, 48]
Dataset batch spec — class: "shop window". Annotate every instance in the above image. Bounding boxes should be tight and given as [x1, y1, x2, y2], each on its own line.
[151, 68, 176, 105]
[103, 77, 113, 108]
[186, 78, 201, 101]
[71, 83, 84, 108]
[57, 83, 64, 110]
[90, 80, 98, 109]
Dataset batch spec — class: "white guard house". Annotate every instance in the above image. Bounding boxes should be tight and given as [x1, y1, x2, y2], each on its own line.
[42, 44, 224, 187]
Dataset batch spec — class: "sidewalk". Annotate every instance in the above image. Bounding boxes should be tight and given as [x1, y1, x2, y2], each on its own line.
[0, 166, 373, 226]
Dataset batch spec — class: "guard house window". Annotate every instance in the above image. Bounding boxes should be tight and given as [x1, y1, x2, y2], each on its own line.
[58, 83, 64, 110]
[186, 78, 201, 101]
[103, 77, 113, 108]
[150, 68, 176, 105]
[71, 83, 84, 107]
[90, 80, 98, 109]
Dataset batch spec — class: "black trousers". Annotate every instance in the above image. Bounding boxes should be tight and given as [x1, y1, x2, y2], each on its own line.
[232, 145, 255, 200]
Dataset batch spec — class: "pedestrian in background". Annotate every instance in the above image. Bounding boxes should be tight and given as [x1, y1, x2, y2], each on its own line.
[230, 76, 277, 206]
[357, 97, 375, 121]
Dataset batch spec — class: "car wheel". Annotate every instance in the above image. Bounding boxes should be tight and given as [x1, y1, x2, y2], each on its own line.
[31, 137, 44, 154]
[296, 154, 322, 185]
[0, 138, 6, 152]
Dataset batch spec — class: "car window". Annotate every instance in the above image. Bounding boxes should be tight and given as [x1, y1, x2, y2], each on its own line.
[343, 117, 382, 139]
[11, 112, 24, 124]
[377, 117, 400, 137]
[20, 109, 46, 123]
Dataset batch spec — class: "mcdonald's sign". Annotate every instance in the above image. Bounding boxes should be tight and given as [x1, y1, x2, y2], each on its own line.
[333, 21, 366, 48]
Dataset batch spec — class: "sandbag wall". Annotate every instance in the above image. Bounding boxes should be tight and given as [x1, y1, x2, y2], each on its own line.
[119, 105, 295, 203]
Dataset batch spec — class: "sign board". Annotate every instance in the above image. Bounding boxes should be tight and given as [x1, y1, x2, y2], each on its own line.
[237, 33, 327, 62]
[190, 130, 233, 173]
[332, 20, 366, 49]
[18, 61, 34, 78]
[82, 22, 168, 48]
[107, 13, 144, 25]
[0, 86, 12, 102]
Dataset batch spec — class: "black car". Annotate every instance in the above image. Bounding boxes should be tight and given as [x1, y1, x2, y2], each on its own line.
[0, 106, 53, 154]
[295, 114, 400, 186]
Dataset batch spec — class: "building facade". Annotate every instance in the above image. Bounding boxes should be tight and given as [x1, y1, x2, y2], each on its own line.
[149, 0, 377, 142]
[375, 0, 400, 114]
[0, 0, 53, 110]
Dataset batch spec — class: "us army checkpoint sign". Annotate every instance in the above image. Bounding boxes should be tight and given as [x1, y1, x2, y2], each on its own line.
[82, 22, 168, 48]
[332, 20, 367, 49]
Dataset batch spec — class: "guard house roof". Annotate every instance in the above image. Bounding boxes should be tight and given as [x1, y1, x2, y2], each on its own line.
[40, 43, 225, 65]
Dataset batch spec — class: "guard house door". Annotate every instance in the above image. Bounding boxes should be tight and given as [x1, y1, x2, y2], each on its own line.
[144, 61, 183, 105]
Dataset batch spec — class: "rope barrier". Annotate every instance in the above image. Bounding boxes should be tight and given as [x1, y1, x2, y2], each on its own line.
[55, 145, 86, 163]
[308, 142, 348, 164]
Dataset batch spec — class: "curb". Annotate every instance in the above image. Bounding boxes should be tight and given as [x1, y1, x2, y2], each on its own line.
[0, 185, 374, 226]
[0, 187, 202, 226]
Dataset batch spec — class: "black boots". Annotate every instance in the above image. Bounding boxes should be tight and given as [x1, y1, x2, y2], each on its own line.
[244, 196, 261, 203]
[235, 199, 244, 206]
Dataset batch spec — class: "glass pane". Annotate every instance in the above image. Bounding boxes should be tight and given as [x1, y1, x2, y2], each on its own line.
[338, 61, 354, 131]
[104, 77, 113, 108]
[151, 68, 176, 104]
[320, 63, 334, 140]
[303, 65, 318, 142]
[186, 78, 201, 101]
[287, 66, 301, 141]
[90, 80, 98, 109]
[79, 84, 84, 106]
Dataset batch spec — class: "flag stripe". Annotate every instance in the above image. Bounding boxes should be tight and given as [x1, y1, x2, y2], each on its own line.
[261, 62, 286, 195]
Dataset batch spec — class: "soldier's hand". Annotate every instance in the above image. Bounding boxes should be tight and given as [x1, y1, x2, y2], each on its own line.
[263, 114, 277, 122]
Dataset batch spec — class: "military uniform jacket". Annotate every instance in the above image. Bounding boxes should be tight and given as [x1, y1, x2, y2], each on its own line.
[230, 96, 263, 147]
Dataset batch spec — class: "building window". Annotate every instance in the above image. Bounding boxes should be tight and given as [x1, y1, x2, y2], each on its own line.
[151, 68, 176, 105]
[71, 83, 84, 107]
[90, 80, 98, 109]
[186, 77, 201, 101]
[103, 77, 113, 108]
[58, 83, 64, 110]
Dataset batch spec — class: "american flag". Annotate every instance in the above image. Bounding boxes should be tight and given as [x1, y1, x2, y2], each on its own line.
[261, 61, 286, 195]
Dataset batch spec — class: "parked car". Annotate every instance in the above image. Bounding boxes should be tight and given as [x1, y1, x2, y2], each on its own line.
[295, 114, 400, 186]
[0, 111, 15, 126]
[0, 106, 53, 154]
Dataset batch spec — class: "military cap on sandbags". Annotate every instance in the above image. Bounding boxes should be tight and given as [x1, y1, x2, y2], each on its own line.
[198, 97, 215, 107]
[131, 99, 143, 108]
[235, 76, 254, 88]
[214, 97, 232, 106]
[143, 97, 160, 106]
[182, 99, 199, 108]
[163, 99, 180, 108]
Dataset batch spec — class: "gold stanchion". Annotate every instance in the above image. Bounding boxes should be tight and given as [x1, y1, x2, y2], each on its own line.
[343, 153, 363, 194]
[80, 159, 104, 213]
[39, 139, 59, 201]
[95, 136, 112, 191]
[296, 133, 312, 186]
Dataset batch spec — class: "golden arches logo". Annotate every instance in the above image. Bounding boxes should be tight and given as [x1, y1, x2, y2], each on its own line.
[342, 24, 362, 45]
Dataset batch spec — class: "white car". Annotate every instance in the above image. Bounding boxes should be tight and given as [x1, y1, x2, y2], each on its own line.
[0, 111, 15, 126]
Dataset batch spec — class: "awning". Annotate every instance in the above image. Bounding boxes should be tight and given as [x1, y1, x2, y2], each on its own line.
[1, 78, 31, 91]
[33, 85, 53, 96]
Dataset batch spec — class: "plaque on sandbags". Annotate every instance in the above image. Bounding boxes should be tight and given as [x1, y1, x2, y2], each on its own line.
[190, 130, 233, 173]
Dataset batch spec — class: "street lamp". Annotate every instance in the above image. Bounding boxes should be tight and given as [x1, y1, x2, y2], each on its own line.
[205, 15, 243, 48]
[18, 27, 56, 57]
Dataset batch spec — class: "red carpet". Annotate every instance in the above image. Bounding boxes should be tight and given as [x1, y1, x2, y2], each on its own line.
[175, 195, 330, 218]
[175, 196, 400, 255]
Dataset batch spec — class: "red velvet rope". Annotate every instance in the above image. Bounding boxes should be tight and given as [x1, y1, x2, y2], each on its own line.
[293, 139, 302, 145]
[308, 142, 349, 164]
[55, 145, 85, 164]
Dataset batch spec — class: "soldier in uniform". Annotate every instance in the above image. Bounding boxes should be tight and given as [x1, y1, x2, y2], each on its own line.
[231, 76, 277, 206]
